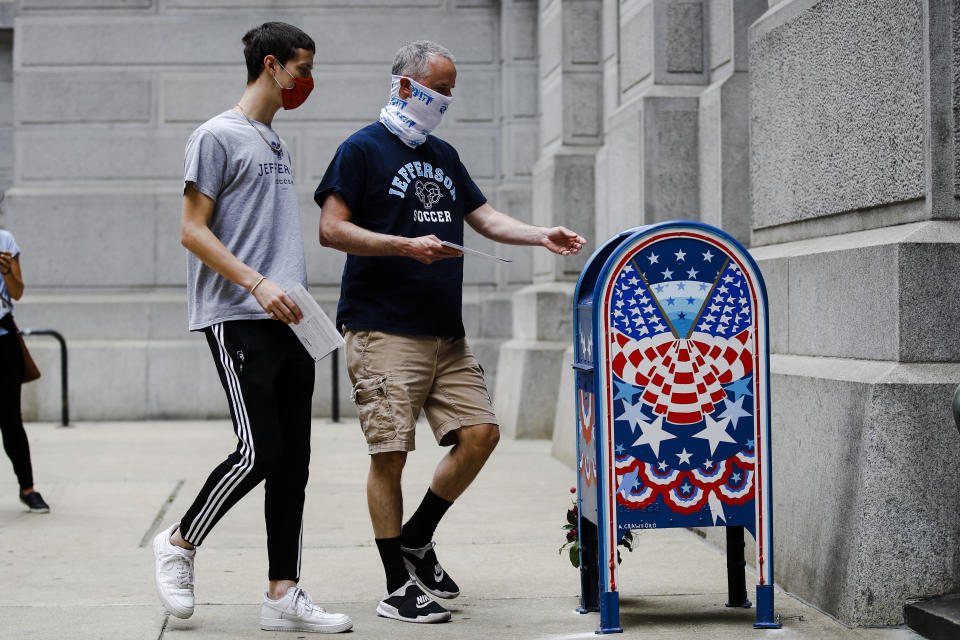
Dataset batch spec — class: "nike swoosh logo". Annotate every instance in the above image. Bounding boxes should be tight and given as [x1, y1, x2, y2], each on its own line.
[434, 566, 444, 582]
[416, 598, 432, 609]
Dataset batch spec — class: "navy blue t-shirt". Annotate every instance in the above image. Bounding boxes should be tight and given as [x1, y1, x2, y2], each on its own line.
[315, 122, 487, 337]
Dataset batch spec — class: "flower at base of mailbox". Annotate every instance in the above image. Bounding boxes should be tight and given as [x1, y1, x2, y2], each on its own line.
[561, 488, 635, 569]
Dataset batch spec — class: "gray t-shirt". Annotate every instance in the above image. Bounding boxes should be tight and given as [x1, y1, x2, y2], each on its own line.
[183, 110, 307, 331]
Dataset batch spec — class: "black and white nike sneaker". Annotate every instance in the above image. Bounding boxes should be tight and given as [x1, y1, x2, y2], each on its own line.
[401, 541, 460, 599]
[376, 580, 451, 624]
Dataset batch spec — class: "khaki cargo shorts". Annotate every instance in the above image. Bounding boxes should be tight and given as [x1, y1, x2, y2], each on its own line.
[344, 330, 499, 454]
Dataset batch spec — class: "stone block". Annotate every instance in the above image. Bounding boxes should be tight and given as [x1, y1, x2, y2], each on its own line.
[467, 337, 502, 402]
[501, 122, 538, 178]
[663, 0, 705, 74]
[532, 151, 595, 282]
[564, 0, 601, 66]
[698, 73, 751, 246]
[492, 183, 535, 285]
[169, 0, 439, 5]
[21, 339, 149, 422]
[619, 2, 654, 94]
[730, 0, 766, 73]
[4, 190, 159, 287]
[539, 72, 562, 147]
[954, 2, 960, 196]
[708, 0, 732, 73]
[13, 290, 189, 341]
[462, 224, 498, 286]
[598, 102, 642, 240]
[163, 72, 382, 125]
[437, 128, 499, 180]
[480, 293, 514, 339]
[155, 192, 189, 287]
[642, 96, 700, 223]
[749, 0, 925, 231]
[146, 338, 227, 419]
[563, 71, 603, 144]
[539, 1, 563, 79]
[305, 130, 361, 183]
[511, 282, 575, 342]
[504, 2, 537, 61]
[15, 130, 184, 181]
[450, 72, 497, 124]
[17, 73, 151, 124]
[550, 344, 577, 467]
[752, 221, 960, 363]
[18, 13, 497, 67]
[22, 0, 150, 7]
[299, 191, 348, 288]
[505, 65, 538, 119]
[769, 354, 960, 625]
[754, 254, 787, 355]
[493, 338, 567, 438]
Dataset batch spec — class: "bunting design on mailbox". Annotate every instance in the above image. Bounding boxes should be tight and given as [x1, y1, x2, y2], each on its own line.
[603, 236, 759, 525]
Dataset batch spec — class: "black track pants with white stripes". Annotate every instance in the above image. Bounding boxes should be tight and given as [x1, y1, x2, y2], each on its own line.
[179, 319, 315, 582]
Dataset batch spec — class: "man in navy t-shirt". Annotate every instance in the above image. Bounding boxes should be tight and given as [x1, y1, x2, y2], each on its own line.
[315, 40, 586, 625]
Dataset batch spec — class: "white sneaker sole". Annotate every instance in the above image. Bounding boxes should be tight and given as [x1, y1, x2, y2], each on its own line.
[152, 532, 194, 619]
[260, 617, 353, 633]
[376, 601, 451, 624]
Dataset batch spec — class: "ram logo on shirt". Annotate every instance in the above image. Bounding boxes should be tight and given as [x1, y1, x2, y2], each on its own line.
[387, 161, 457, 202]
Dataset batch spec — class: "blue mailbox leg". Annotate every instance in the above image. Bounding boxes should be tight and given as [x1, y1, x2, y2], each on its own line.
[754, 585, 781, 629]
[599, 591, 622, 634]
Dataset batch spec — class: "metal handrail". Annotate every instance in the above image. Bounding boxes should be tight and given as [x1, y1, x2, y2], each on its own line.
[331, 350, 339, 423]
[19, 328, 69, 427]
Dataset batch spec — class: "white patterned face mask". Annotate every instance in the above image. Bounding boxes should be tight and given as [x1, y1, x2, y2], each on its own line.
[379, 75, 453, 148]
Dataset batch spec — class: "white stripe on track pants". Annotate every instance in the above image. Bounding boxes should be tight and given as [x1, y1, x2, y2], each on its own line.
[179, 319, 315, 581]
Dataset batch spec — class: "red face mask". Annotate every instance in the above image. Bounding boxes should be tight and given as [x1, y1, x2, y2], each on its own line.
[273, 62, 313, 110]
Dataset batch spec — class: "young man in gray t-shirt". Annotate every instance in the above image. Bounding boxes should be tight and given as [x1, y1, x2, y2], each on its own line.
[151, 22, 352, 635]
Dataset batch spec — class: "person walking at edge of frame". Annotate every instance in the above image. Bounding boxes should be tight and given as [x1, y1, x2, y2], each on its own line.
[0, 229, 50, 515]
[314, 40, 587, 624]
[151, 21, 352, 635]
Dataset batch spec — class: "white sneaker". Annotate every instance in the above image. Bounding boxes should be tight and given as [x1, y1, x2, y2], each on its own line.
[152, 522, 196, 619]
[260, 586, 353, 633]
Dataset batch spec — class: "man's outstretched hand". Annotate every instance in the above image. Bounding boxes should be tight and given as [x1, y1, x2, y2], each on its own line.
[542, 227, 587, 257]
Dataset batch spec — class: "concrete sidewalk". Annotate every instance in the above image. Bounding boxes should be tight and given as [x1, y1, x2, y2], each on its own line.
[0, 420, 921, 639]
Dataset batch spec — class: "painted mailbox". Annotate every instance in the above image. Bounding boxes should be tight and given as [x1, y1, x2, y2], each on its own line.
[573, 222, 780, 633]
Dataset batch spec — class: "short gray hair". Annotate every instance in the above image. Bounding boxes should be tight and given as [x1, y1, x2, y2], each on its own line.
[391, 40, 455, 79]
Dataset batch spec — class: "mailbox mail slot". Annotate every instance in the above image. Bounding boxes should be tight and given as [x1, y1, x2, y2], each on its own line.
[574, 222, 780, 633]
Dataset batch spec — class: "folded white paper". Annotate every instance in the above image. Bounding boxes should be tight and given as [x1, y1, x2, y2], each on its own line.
[441, 240, 512, 263]
[286, 284, 345, 362]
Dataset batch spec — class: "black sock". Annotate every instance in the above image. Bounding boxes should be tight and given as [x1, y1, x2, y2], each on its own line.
[375, 537, 409, 593]
[401, 488, 453, 549]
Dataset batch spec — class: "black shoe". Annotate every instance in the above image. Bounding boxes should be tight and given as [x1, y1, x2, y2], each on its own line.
[400, 541, 459, 599]
[376, 580, 450, 624]
[20, 491, 50, 514]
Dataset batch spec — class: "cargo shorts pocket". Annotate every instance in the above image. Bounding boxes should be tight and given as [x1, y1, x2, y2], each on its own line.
[351, 375, 398, 443]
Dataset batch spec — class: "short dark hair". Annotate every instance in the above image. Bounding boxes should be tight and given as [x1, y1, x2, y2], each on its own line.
[242, 22, 315, 84]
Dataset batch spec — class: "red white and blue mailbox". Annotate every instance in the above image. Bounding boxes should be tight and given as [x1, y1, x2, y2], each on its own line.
[573, 222, 780, 633]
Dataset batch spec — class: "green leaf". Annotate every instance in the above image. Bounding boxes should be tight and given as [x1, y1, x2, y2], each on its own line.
[566, 510, 578, 526]
[568, 543, 579, 568]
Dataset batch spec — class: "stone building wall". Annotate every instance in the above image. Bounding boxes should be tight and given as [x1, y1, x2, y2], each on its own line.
[1, 0, 535, 420]
[746, 0, 960, 626]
